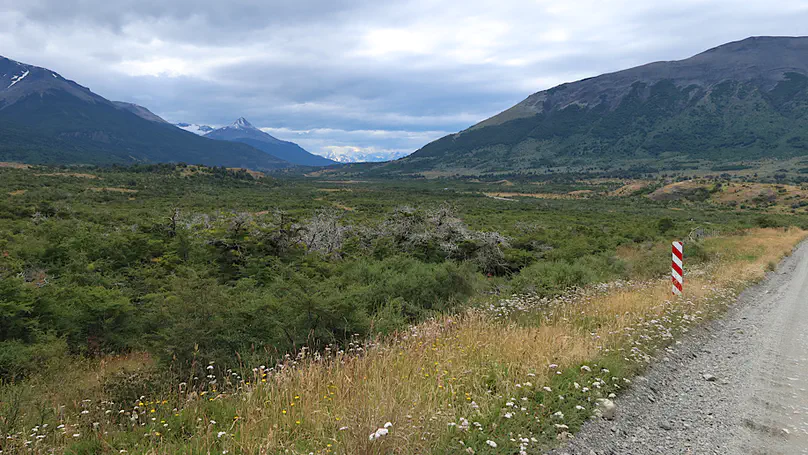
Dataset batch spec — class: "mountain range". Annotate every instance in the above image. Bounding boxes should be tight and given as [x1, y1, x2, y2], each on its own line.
[320, 148, 410, 163]
[0, 56, 320, 170]
[204, 118, 336, 166]
[381, 36, 808, 176]
[8, 37, 808, 175]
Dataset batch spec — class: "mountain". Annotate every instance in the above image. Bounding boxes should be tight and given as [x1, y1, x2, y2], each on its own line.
[0, 56, 290, 169]
[175, 123, 215, 135]
[321, 148, 410, 163]
[387, 36, 808, 176]
[205, 118, 336, 166]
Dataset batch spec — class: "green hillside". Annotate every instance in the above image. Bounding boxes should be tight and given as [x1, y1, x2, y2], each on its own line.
[380, 37, 808, 177]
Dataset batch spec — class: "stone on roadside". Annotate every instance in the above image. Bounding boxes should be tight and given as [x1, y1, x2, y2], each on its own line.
[595, 398, 617, 420]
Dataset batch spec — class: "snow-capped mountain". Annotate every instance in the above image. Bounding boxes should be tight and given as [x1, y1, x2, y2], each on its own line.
[175, 122, 215, 135]
[206, 118, 336, 166]
[0, 55, 291, 170]
[1, 56, 105, 107]
[319, 148, 410, 163]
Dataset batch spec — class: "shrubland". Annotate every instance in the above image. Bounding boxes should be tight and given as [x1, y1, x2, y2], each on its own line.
[0, 164, 806, 454]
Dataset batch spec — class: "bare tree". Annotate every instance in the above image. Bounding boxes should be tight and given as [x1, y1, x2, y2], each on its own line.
[295, 210, 352, 258]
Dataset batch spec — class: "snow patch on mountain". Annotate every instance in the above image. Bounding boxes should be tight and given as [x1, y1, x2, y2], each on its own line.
[175, 123, 215, 135]
[7, 70, 29, 89]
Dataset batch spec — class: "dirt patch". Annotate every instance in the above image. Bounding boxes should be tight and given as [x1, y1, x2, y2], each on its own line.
[647, 180, 709, 201]
[36, 172, 99, 179]
[319, 180, 368, 184]
[713, 183, 807, 211]
[8, 190, 26, 196]
[485, 192, 577, 200]
[0, 162, 31, 169]
[227, 167, 266, 179]
[610, 181, 651, 197]
[89, 187, 138, 193]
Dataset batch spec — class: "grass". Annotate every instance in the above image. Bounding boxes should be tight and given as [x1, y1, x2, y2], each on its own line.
[1, 228, 804, 455]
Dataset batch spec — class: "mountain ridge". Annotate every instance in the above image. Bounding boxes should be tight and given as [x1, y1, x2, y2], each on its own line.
[205, 117, 336, 166]
[384, 36, 808, 176]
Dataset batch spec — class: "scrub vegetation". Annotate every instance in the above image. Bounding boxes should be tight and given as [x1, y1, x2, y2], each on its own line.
[0, 164, 806, 454]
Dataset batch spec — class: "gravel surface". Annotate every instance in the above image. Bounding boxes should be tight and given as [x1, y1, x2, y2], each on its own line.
[553, 242, 808, 455]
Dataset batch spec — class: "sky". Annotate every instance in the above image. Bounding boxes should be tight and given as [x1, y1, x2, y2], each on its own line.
[2, 0, 808, 160]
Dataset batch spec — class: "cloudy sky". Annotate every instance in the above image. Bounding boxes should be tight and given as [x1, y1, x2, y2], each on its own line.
[2, 0, 808, 159]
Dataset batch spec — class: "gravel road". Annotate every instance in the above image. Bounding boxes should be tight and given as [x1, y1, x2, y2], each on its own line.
[554, 241, 808, 455]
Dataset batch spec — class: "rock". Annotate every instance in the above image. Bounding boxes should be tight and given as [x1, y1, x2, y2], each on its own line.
[596, 398, 617, 420]
[660, 422, 674, 431]
[703, 374, 717, 382]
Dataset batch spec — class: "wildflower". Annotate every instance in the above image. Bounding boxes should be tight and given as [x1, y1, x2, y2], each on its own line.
[72, 434, 81, 438]
[458, 418, 470, 431]
[542, 386, 552, 392]
[384, 422, 392, 429]
[581, 365, 592, 372]
[549, 364, 558, 369]
[552, 411, 564, 419]
[486, 440, 498, 448]
[369, 427, 389, 441]
[503, 412, 513, 419]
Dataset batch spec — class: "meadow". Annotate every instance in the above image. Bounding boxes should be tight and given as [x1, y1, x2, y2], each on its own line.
[1, 164, 806, 454]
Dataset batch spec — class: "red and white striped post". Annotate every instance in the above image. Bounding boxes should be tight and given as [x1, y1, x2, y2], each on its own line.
[672, 241, 684, 296]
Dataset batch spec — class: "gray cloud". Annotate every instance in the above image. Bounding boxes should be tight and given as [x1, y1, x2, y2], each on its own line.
[2, 0, 808, 158]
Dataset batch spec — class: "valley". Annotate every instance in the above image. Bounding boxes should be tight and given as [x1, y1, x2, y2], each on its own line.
[3, 14, 808, 454]
[1, 163, 806, 454]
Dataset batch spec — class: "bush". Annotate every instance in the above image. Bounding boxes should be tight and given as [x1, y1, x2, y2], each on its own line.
[754, 216, 782, 228]
[146, 257, 478, 373]
[657, 217, 674, 234]
[512, 261, 595, 296]
[0, 337, 68, 380]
